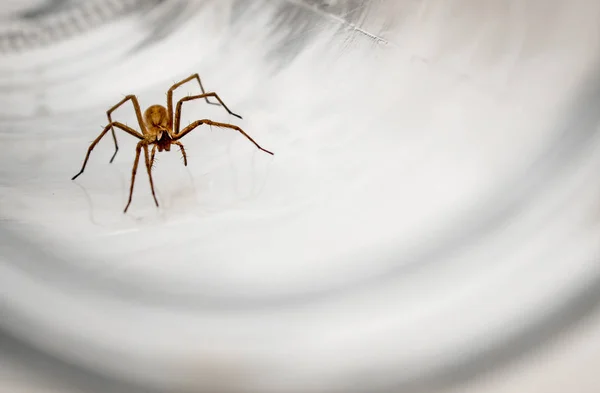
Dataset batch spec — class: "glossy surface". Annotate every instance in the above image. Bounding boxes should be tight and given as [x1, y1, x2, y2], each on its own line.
[1, 1, 600, 392]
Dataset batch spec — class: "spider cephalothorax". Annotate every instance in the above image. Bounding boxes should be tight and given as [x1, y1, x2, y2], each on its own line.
[72, 73, 274, 213]
[144, 105, 172, 152]
[144, 104, 169, 130]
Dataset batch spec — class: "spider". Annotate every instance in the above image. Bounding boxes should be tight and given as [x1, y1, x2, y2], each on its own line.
[71, 73, 274, 213]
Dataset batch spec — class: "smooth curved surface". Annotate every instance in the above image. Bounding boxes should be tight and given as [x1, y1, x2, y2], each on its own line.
[1, 1, 600, 392]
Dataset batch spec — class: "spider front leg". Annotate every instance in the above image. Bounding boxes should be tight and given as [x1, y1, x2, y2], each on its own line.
[124, 141, 159, 213]
[175, 119, 274, 155]
[173, 141, 188, 166]
[174, 93, 242, 135]
[72, 122, 143, 181]
[150, 144, 157, 169]
[143, 144, 159, 208]
[107, 94, 147, 164]
[167, 73, 221, 128]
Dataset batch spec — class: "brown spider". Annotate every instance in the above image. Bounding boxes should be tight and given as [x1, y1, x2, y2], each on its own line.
[71, 73, 274, 213]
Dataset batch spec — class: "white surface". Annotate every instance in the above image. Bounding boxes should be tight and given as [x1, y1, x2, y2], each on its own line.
[1, 1, 600, 392]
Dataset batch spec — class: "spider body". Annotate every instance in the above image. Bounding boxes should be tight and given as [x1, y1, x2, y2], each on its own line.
[144, 105, 172, 152]
[72, 73, 273, 213]
[144, 104, 169, 131]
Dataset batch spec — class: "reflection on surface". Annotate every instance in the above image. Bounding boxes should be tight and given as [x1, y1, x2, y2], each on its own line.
[1, 1, 600, 393]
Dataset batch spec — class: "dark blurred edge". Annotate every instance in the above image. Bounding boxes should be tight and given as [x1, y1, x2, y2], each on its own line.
[2, 1, 600, 392]
[2, 257, 600, 393]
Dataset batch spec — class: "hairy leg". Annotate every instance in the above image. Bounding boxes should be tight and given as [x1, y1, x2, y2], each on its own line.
[143, 144, 159, 208]
[173, 141, 188, 166]
[72, 122, 143, 181]
[175, 119, 274, 155]
[107, 95, 147, 163]
[150, 144, 157, 169]
[174, 92, 242, 135]
[124, 142, 143, 213]
[166, 73, 220, 129]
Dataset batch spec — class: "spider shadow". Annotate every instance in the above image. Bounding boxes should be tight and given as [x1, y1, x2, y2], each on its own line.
[73, 163, 160, 227]
[226, 137, 274, 205]
[142, 152, 203, 218]
[73, 179, 133, 228]
[73, 180, 101, 226]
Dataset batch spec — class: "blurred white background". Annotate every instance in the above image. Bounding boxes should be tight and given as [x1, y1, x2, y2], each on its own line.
[1, 1, 600, 392]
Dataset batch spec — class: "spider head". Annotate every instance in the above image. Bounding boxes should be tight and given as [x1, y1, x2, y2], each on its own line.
[144, 105, 169, 130]
[156, 127, 172, 152]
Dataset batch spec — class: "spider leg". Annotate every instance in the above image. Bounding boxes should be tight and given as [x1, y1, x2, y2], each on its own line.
[107, 94, 147, 163]
[124, 142, 143, 213]
[142, 144, 159, 208]
[167, 73, 220, 128]
[172, 141, 188, 166]
[150, 144, 157, 169]
[174, 92, 242, 135]
[124, 141, 159, 213]
[175, 119, 274, 156]
[72, 122, 143, 181]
